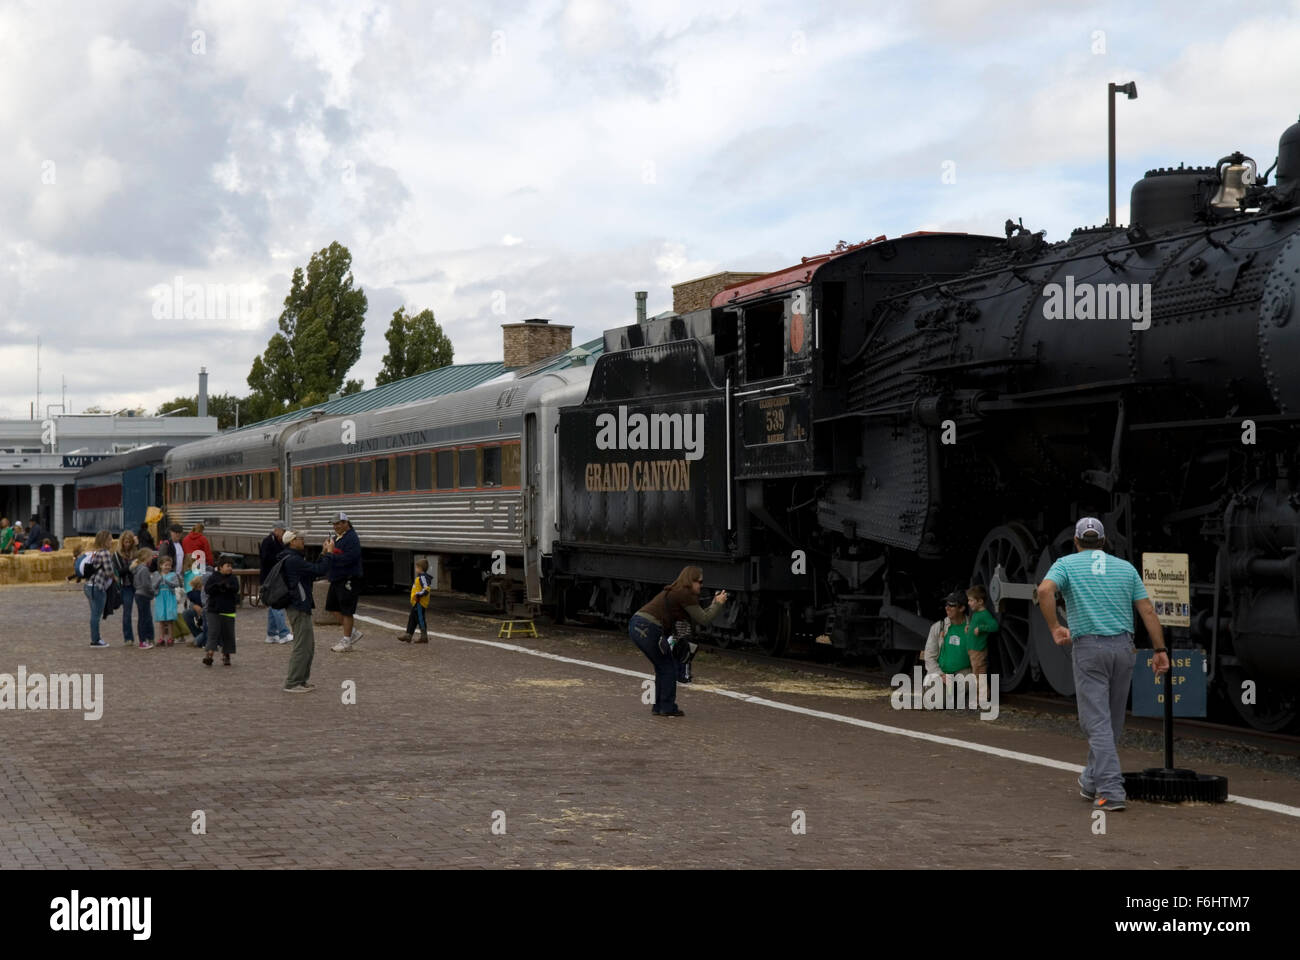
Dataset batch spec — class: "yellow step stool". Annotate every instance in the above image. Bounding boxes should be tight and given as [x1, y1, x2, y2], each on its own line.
[498, 619, 539, 639]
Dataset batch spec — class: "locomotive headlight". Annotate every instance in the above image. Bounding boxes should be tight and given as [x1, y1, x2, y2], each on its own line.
[1212, 154, 1257, 210]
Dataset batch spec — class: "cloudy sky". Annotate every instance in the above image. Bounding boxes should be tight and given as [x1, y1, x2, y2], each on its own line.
[3, 0, 1300, 419]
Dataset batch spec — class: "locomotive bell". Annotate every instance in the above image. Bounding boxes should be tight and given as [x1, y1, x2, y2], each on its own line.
[1211, 155, 1257, 210]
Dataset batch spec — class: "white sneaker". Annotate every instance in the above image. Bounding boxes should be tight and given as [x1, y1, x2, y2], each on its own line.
[330, 638, 353, 653]
[349, 629, 363, 646]
[276, 634, 293, 644]
[265, 635, 278, 644]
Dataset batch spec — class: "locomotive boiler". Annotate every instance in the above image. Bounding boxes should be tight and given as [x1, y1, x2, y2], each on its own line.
[545, 115, 1300, 731]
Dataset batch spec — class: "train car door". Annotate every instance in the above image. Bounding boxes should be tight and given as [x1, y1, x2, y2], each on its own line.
[523, 412, 542, 601]
[123, 465, 148, 535]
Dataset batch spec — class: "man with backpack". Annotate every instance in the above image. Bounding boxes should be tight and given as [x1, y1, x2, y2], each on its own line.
[260, 524, 293, 644]
[275, 530, 331, 693]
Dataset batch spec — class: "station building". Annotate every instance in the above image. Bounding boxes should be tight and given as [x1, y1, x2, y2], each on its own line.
[0, 413, 218, 540]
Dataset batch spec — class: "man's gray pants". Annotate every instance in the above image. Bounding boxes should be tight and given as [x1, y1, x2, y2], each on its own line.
[1072, 632, 1136, 801]
[285, 607, 316, 689]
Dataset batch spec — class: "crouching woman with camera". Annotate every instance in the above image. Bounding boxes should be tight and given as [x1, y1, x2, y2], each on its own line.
[627, 566, 728, 718]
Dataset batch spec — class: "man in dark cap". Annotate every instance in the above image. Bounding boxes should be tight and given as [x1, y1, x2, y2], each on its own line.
[1038, 517, 1170, 812]
[324, 511, 364, 652]
[934, 589, 987, 681]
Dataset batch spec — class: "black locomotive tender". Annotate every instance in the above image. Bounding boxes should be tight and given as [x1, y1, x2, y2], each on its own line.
[165, 117, 1300, 732]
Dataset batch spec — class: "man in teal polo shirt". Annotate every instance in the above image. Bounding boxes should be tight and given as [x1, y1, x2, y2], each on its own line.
[1037, 518, 1170, 811]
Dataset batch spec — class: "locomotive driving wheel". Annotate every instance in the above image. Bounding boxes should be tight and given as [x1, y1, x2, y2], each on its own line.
[970, 522, 1038, 692]
[1030, 526, 1077, 696]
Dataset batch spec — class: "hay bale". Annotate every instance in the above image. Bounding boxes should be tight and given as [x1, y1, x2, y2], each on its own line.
[48, 551, 75, 580]
[13, 554, 35, 583]
[8, 551, 76, 582]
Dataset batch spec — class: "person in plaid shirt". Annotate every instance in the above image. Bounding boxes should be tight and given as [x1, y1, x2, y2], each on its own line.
[85, 529, 118, 648]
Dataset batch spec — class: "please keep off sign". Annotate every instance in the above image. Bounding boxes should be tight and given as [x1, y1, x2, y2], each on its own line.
[1131, 648, 1207, 717]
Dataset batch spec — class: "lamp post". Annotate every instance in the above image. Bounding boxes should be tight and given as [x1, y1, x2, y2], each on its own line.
[1109, 81, 1138, 226]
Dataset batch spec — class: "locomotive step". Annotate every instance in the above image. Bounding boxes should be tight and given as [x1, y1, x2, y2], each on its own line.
[498, 619, 539, 639]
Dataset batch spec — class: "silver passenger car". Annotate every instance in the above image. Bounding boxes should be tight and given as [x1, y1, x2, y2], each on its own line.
[162, 414, 338, 557]
[284, 375, 531, 557]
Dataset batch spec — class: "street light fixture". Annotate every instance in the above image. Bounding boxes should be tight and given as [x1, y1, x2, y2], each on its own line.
[1109, 81, 1138, 227]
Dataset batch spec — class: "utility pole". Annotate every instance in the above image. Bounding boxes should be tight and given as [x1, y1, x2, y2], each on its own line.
[35, 336, 40, 420]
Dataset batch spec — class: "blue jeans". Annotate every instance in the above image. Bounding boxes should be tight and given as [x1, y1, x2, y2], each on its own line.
[266, 605, 290, 639]
[135, 595, 155, 643]
[85, 584, 106, 645]
[1072, 632, 1136, 801]
[629, 614, 677, 713]
[121, 585, 135, 642]
[183, 608, 206, 648]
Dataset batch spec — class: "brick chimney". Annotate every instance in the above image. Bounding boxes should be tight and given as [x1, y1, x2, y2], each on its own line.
[672, 271, 766, 314]
[502, 318, 573, 368]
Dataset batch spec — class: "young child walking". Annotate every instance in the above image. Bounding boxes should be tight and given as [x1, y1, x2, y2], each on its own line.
[131, 548, 157, 649]
[152, 555, 181, 646]
[202, 558, 240, 666]
[400, 559, 433, 643]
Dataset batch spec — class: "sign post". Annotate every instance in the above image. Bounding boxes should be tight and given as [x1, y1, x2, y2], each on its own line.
[1123, 551, 1226, 803]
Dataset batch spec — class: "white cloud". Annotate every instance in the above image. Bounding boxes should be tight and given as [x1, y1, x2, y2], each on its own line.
[4, 0, 1300, 419]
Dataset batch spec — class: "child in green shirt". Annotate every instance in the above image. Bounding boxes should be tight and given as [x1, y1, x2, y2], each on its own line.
[964, 585, 997, 676]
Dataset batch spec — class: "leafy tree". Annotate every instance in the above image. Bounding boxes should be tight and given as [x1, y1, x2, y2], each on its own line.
[376, 307, 454, 385]
[154, 394, 245, 430]
[246, 241, 367, 416]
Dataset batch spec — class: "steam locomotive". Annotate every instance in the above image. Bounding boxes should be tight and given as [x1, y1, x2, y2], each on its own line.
[159, 115, 1300, 732]
[544, 115, 1300, 732]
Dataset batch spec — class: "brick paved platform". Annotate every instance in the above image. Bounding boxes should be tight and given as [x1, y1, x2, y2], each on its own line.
[0, 582, 1297, 868]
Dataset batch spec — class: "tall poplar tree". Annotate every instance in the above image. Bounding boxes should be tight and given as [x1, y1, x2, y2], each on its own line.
[246, 241, 367, 419]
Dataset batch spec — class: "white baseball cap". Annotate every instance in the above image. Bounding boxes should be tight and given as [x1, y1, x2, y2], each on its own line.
[1075, 517, 1105, 540]
[333, 511, 349, 523]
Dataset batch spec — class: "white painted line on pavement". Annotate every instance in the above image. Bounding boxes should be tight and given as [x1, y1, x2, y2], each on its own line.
[354, 609, 1300, 819]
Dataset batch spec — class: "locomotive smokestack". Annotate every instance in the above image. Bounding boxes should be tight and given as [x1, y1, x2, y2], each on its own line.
[635, 291, 647, 323]
[198, 367, 208, 418]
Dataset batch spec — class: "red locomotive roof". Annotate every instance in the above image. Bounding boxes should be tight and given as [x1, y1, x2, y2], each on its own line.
[709, 232, 967, 308]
